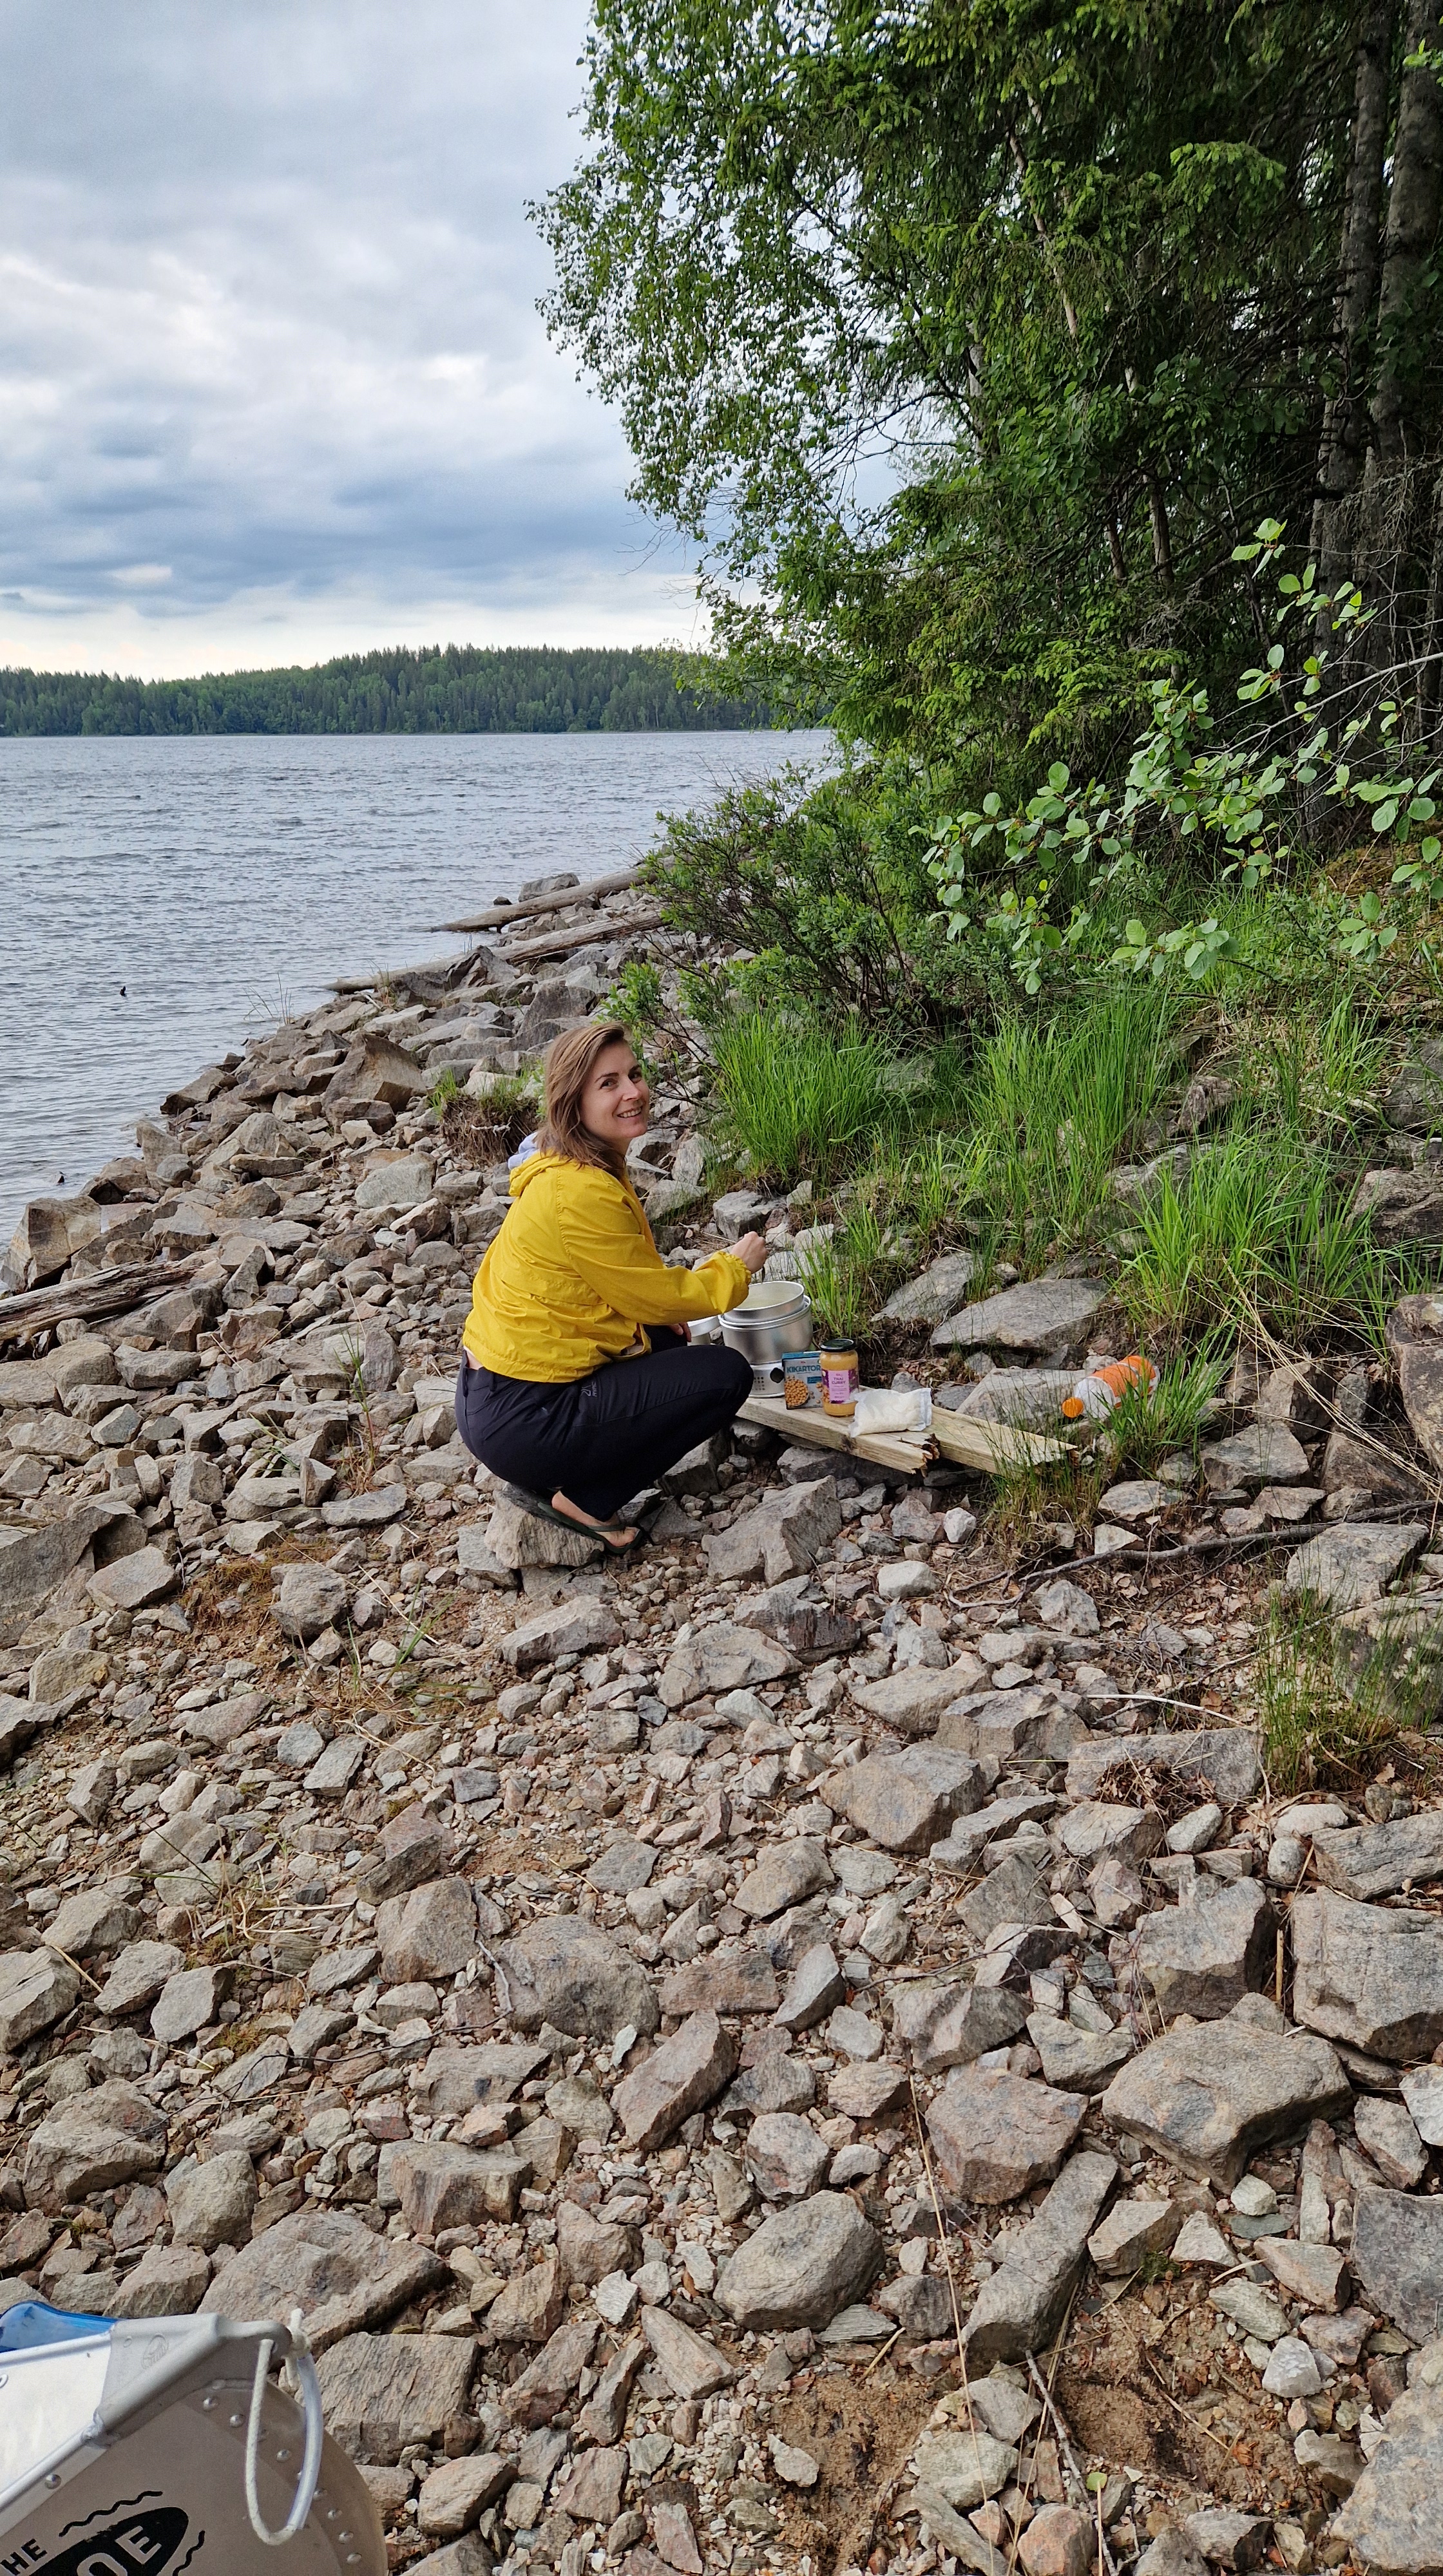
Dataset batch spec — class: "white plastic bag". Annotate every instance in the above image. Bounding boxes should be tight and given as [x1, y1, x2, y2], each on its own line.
[853, 1385, 933, 1434]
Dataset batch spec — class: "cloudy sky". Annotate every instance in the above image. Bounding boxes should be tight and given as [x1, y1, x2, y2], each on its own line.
[0, 2, 698, 676]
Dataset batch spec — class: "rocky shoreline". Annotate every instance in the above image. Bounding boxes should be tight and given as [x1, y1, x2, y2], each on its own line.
[3, 869, 1443, 2576]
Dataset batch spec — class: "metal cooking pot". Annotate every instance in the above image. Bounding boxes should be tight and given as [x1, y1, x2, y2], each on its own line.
[721, 1279, 814, 1388]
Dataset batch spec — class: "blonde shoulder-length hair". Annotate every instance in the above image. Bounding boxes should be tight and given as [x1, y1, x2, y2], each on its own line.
[535, 1021, 637, 1175]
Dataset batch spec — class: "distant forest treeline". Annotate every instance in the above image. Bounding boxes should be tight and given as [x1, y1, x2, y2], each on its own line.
[0, 644, 774, 735]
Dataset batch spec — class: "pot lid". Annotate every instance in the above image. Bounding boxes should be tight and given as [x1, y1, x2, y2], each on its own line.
[735, 1279, 810, 1315]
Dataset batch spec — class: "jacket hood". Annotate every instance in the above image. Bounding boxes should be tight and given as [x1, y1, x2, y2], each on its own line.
[510, 1150, 567, 1199]
[510, 1149, 626, 1199]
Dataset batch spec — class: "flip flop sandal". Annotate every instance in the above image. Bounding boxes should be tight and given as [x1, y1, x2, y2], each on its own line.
[501, 1485, 649, 1556]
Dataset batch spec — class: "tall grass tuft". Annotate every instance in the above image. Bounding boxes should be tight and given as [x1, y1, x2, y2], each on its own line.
[1256, 1593, 1418, 1794]
[957, 985, 1182, 1263]
[711, 1012, 898, 1186]
[1119, 1131, 1390, 1349]
[1102, 1333, 1232, 1476]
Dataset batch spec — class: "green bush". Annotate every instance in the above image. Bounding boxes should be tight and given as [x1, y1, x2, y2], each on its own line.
[645, 759, 977, 1031]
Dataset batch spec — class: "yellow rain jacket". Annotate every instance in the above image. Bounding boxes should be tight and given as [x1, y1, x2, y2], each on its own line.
[462, 1150, 752, 1383]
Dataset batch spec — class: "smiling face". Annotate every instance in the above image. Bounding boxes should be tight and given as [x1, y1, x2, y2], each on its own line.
[579, 1039, 650, 1157]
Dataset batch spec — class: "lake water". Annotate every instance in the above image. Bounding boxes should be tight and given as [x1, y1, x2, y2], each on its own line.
[0, 728, 831, 1243]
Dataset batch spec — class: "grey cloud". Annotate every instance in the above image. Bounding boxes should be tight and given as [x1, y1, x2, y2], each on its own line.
[0, 1, 683, 650]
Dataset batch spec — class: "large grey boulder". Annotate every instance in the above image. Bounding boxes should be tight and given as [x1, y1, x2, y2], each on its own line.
[202, 2208, 444, 2349]
[23, 2079, 167, 2211]
[377, 1877, 477, 1984]
[1292, 1889, 1443, 2061]
[640, 2308, 735, 2400]
[1321, 1426, 1429, 1503]
[1384, 1043, 1443, 1132]
[957, 1852, 1054, 1942]
[1026, 2013, 1133, 2092]
[964, 2152, 1117, 2363]
[658, 1620, 796, 1709]
[1332, 2382, 1443, 2573]
[502, 1596, 622, 1673]
[943, 1368, 1076, 1428]
[733, 1839, 832, 1920]
[1312, 1810, 1443, 1900]
[108, 2243, 212, 2319]
[151, 1964, 231, 2045]
[89, 1544, 178, 1613]
[830, 1747, 986, 1852]
[0, 1499, 141, 1642]
[852, 1663, 980, 1737]
[1285, 1522, 1427, 1608]
[879, 1251, 978, 1324]
[44, 1886, 137, 1960]
[494, 1915, 659, 2039]
[892, 1976, 1029, 2074]
[705, 1481, 841, 1587]
[611, 2011, 736, 2153]
[940, 1689, 1090, 1770]
[275, 1562, 349, 1642]
[716, 2191, 882, 2331]
[926, 2067, 1086, 2203]
[1388, 1293, 1443, 1476]
[1350, 2188, 1443, 2347]
[481, 1499, 602, 1571]
[315, 2332, 477, 2461]
[1201, 1423, 1310, 1488]
[1136, 1878, 1274, 2022]
[1100, 1998, 1351, 2186]
[166, 2148, 257, 2249]
[0, 1948, 79, 2051]
[1065, 1729, 1262, 1806]
[928, 1791, 1059, 1877]
[379, 2141, 528, 2233]
[930, 1278, 1109, 1364]
[96, 1938, 184, 2018]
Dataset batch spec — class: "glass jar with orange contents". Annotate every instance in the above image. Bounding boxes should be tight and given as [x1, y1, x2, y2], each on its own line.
[819, 1338, 859, 1417]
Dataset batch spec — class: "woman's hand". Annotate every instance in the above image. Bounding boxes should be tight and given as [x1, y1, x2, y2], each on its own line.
[734, 1231, 770, 1275]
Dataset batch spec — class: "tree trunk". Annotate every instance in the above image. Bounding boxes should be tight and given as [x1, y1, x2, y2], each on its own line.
[1143, 468, 1174, 592]
[1311, 0, 1395, 618]
[1419, 465, 1443, 732]
[1370, 0, 1443, 474]
[1359, 0, 1443, 695]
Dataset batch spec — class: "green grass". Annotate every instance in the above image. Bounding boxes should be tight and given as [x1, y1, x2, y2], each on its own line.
[1256, 1593, 1411, 1794]
[709, 1010, 901, 1186]
[954, 984, 1183, 1264]
[778, 987, 1180, 1338]
[1100, 1333, 1232, 1476]
[794, 1207, 890, 1343]
[1117, 1129, 1393, 1349]
[1236, 996, 1387, 1145]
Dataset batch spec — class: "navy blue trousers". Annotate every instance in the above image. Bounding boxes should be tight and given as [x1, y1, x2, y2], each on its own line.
[454, 1329, 752, 1520]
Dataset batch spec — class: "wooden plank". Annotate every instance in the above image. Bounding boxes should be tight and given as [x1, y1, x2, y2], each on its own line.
[493, 907, 665, 966]
[435, 864, 645, 936]
[931, 1410, 1067, 1473]
[738, 1393, 932, 1476]
[738, 1390, 1067, 1479]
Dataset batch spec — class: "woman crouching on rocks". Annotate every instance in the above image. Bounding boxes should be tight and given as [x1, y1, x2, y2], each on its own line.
[454, 1020, 766, 1555]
